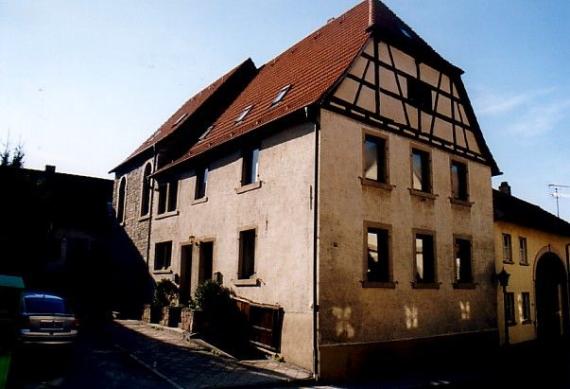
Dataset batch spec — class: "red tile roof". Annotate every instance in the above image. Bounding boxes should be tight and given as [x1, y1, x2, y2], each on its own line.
[156, 1, 372, 173]
[112, 59, 256, 172]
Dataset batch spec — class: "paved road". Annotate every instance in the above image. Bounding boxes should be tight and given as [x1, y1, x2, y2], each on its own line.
[7, 333, 169, 389]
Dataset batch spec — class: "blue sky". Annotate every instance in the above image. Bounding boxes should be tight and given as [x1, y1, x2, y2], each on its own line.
[1, 1, 569, 219]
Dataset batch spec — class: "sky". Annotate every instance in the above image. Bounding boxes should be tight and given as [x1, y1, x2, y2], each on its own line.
[1, 0, 569, 219]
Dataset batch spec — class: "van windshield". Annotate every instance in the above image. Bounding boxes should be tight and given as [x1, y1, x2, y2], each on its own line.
[24, 297, 66, 314]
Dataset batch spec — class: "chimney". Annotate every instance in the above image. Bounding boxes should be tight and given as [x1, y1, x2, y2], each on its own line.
[368, 0, 377, 29]
[45, 165, 56, 173]
[499, 181, 511, 196]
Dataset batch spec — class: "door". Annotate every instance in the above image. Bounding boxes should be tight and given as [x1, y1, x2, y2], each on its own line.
[198, 242, 213, 286]
[179, 245, 192, 305]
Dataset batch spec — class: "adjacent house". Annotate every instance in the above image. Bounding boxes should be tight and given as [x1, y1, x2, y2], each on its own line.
[494, 183, 570, 345]
[111, 0, 501, 379]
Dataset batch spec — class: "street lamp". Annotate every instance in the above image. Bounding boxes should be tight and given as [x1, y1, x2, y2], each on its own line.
[496, 268, 511, 345]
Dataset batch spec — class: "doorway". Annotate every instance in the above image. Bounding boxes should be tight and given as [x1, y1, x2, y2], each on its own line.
[199, 241, 213, 286]
[535, 252, 569, 341]
[179, 245, 192, 305]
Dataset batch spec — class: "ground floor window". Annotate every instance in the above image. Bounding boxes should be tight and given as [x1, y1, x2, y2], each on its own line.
[154, 241, 172, 271]
[505, 292, 516, 325]
[521, 292, 532, 323]
[238, 229, 256, 279]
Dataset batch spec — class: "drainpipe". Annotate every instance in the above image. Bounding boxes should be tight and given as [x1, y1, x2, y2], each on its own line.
[307, 105, 320, 380]
[145, 145, 157, 270]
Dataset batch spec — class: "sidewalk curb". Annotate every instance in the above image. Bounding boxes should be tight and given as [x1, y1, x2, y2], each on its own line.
[114, 344, 184, 389]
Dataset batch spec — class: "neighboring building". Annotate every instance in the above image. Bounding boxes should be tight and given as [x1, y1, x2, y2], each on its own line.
[0, 165, 113, 309]
[111, 0, 500, 379]
[494, 183, 570, 345]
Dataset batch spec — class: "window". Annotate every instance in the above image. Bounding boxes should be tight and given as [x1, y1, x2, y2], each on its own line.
[199, 242, 214, 285]
[195, 167, 208, 199]
[411, 148, 431, 193]
[408, 78, 432, 112]
[238, 229, 256, 279]
[364, 135, 387, 183]
[235, 105, 253, 123]
[454, 238, 472, 284]
[242, 147, 260, 186]
[505, 292, 515, 325]
[140, 163, 153, 216]
[519, 237, 528, 265]
[157, 179, 178, 214]
[116, 177, 126, 223]
[172, 112, 188, 127]
[414, 233, 436, 284]
[271, 85, 291, 106]
[451, 161, 468, 201]
[154, 241, 172, 271]
[502, 233, 513, 263]
[198, 125, 214, 141]
[366, 228, 390, 282]
[521, 292, 531, 323]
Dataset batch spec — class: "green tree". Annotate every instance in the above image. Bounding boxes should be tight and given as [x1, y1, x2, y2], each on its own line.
[0, 142, 25, 167]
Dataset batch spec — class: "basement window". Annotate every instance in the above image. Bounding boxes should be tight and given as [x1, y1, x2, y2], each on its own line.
[408, 78, 432, 113]
[271, 85, 291, 106]
[154, 241, 172, 271]
[235, 105, 253, 123]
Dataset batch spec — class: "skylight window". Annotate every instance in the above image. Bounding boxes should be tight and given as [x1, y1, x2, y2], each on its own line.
[172, 112, 188, 127]
[400, 27, 412, 39]
[271, 85, 291, 106]
[235, 105, 253, 123]
[198, 125, 214, 141]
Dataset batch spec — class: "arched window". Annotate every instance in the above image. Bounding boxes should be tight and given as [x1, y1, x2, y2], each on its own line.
[140, 163, 153, 216]
[117, 177, 127, 223]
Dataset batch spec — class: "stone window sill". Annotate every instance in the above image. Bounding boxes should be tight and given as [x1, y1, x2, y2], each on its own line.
[408, 188, 437, 201]
[412, 282, 440, 289]
[452, 282, 477, 290]
[235, 180, 262, 194]
[155, 210, 179, 220]
[360, 177, 394, 192]
[139, 214, 151, 223]
[503, 260, 515, 265]
[192, 197, 208, 205]
[233, 278, 260, 287]
[449, 198, 473, 208]
[153, 269, 172, 275]
[361, 281, 397, 289]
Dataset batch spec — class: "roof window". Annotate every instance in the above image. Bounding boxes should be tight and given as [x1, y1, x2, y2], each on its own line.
[400, 27, 412, 39]
[198, 125, 214, 141]
[172, 112, 188, 127]
[271, 85, 291, 106]
[235, 105, 253, 123]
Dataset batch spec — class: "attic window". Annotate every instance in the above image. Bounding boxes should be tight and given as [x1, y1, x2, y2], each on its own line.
[235, 105, 253, 123]
[172, 113, 188, 127]
[198, 125, 214, 141]
[400, 27, 412, 39]
[271, 85, 291, 106]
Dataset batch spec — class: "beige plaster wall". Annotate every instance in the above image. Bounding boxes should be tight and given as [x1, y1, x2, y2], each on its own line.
[317, 108, 497, 377]
[494, 220, 570, 344]
[148, 123, 316, 370]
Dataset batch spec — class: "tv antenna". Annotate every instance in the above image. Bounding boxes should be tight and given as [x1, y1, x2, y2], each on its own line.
[548, 184, 570, 217]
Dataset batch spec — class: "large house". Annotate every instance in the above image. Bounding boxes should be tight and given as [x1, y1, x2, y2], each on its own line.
[111, 0, 501, 379]
[494, 183, 570, 345]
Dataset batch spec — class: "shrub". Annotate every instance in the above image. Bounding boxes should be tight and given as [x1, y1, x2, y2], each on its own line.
[153, 279, 179, 308]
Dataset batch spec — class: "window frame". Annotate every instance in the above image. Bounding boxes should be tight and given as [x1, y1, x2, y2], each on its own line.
[502, 233, 513, 263]
[453, 235, 474, 287]
[412, 229, 438, 288]
[194, 166, 209, 200]
[519, 236, 528, 265]
[241, 145, 260, 186]
[362, 221, 394, 288]
[116, 176, 127, 223]
[410, 147, 432, 194]
[140, 162, 153, 217]
[362, 131, 389, 185]
[450, 159, 469, 202]
[505, 292, 516, 326]
[238, 228, 257, 280]
[154, 241, 172, 271]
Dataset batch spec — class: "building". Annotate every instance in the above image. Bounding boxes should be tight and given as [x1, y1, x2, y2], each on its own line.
[111, 0, 501, 379]
[0, 165, 114, 312]
[494, 183, 570, 345]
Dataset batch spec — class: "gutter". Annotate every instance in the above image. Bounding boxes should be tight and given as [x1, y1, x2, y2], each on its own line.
[307, 105, 320, 380]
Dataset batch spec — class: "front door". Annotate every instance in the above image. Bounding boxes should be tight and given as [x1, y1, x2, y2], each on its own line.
[179, 245, 192, 305]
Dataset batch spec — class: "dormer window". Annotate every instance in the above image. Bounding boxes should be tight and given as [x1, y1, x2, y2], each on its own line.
[271, 84, 291, 106]
[235, 105, 253, 123]
[198, 125, 214, 141]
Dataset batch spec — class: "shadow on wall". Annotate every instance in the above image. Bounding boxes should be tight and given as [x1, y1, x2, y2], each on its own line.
[108, 220, 155, 319]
